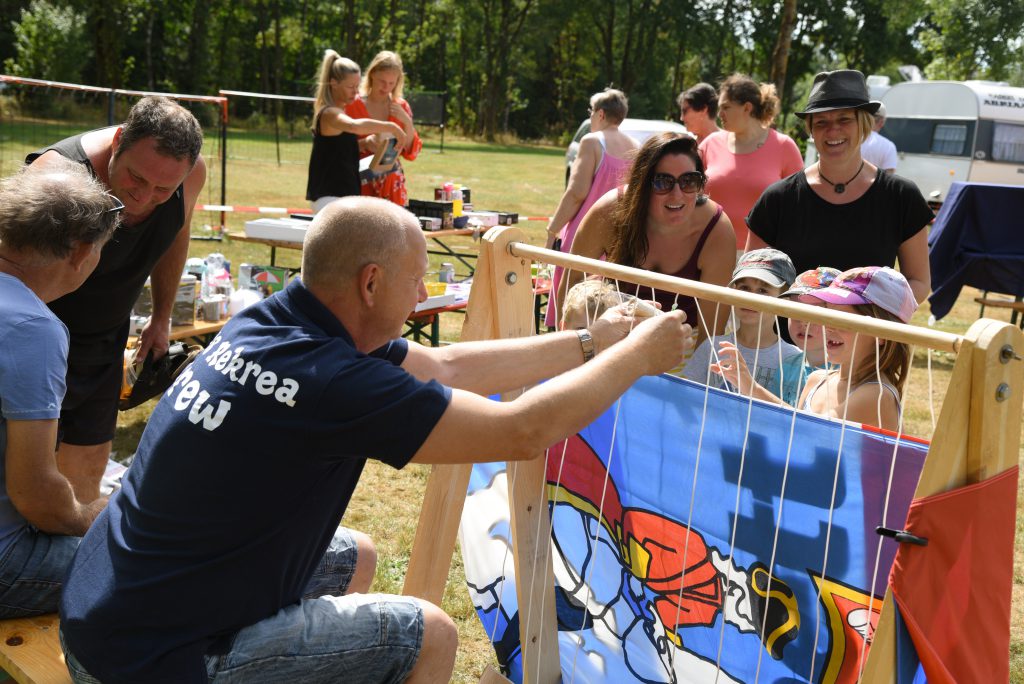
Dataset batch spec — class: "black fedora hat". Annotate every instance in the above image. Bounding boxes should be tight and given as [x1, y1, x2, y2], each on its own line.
[796, 70, 881, 119]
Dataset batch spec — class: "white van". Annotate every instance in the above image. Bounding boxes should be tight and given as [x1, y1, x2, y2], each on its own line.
[880, 81, 1024, 203]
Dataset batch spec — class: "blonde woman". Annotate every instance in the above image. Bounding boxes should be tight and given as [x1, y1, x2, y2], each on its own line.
[344, 50, 421, 206]
[746, 70, 931, 304]
[306, 50, 407, 213]
[699, 74, 803, 251]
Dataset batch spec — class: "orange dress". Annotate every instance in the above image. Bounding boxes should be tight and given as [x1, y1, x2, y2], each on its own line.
[343, 96, 423, 207]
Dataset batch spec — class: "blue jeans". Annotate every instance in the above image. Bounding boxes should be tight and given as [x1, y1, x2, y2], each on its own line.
[0, 526, 79, 618]
[62, 527, 424, 684]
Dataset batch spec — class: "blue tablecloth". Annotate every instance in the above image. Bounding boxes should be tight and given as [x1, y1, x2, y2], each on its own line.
[928, 182, 1024, 320]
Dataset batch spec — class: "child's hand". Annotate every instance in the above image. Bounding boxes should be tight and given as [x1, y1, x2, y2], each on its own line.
[709, 341, 754, 393]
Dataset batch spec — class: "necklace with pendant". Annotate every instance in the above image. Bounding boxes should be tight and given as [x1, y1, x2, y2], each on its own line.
[818, 160, 864, 194]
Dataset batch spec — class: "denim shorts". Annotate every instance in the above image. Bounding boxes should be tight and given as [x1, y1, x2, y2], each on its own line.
[0, 526, 80, 619]
[61, 527, 424, 684]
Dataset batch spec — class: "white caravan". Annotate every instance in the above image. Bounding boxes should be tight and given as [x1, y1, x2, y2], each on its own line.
[880, 80, 1024, 203]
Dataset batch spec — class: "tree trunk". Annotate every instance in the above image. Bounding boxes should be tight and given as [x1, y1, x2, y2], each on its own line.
[185, 0, 211, 93]
[92, 0, 123, 88]
[769, 0, 797, 97]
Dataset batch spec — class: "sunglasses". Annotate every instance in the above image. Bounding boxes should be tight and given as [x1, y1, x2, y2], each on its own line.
[651, 171, 705, 194]
[104, 193, 126, 215]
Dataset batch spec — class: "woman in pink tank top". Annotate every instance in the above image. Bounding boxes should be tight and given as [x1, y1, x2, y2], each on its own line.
[560, 133, 737, 343]
[545, 89, 638, 328]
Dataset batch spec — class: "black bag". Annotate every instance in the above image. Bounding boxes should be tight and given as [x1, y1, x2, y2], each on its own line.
[119, 341, 202, 410]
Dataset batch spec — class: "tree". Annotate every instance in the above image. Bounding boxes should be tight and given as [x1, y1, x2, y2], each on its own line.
[4, 0, 88, 82]
[919, 0, 1024, 81]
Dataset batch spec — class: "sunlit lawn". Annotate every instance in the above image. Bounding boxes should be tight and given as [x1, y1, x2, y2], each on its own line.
[4, 115, 1021, 681]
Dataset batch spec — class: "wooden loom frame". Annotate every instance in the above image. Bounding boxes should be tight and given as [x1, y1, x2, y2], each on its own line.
[402, 226, 1024, 684]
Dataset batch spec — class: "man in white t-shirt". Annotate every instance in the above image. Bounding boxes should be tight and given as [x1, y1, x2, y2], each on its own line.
[860, 102, 898, 173]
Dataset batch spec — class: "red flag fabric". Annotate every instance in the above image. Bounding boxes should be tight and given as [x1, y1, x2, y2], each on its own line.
[890, 466, 1018, 684]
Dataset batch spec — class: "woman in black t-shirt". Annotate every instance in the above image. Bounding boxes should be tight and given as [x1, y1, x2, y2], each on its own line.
[746, 70, 932, 304]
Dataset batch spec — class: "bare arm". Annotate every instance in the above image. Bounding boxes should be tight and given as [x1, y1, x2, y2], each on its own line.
[411, 311, 692, 464]
[389, 101, 417, 144]
[137, 155, 207, 360]
[402, 307, 634, 395]
[744, 231, 769, 251]
[694, 209, 737, 340]
[545, 136, 601, 249]
[842, 385, 901, 432]
[320, 107, 407, 149]
[558, 188, 618, 304]
[709, 341, 787, 405]
[6, 420, 106, 535]
[896, 227, 930, 304]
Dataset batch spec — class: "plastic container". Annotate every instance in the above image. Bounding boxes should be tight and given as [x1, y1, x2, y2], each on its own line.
[439, 263, 455, 283]
[452, 185, 463, 217]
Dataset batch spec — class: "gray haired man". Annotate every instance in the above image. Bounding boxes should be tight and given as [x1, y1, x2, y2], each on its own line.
[0, 160, 122, 617]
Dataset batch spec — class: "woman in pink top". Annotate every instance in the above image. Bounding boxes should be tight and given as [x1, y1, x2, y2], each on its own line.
[544, 88, 638, 328]
[699, 74, 803, 251]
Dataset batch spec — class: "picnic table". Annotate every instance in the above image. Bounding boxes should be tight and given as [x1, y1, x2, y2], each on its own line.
[404, 278, 551, 347]
[229, 225, 490, 278]
[129, 318, 228, 348]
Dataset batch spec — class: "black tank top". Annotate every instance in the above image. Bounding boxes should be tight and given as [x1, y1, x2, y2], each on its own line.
[26, 131, 186, 365]
[620, 205, 723, 327]
[305, 111, 360, 201]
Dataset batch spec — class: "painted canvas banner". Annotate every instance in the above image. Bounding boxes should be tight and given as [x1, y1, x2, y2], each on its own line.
[460, 373, 929, 683]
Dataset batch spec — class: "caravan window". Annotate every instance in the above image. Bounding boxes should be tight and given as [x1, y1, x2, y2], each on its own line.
[883, 118, 974, 157]
[931, 125, 968, 156]
[992, 123, 1024, 163]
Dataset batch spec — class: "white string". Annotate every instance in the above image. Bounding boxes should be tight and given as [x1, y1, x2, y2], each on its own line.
[808, 332, 859, 680]
[927, 348, 937, 433]
[713, 310, 763, 677]
[568, 276, 636, 683]
[752, 313, 810, 682]
[856, 345, 915, 683]
[665, 299, 722, 674]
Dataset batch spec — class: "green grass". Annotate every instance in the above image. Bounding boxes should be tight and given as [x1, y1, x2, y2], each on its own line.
[4, 115, 1021, 681]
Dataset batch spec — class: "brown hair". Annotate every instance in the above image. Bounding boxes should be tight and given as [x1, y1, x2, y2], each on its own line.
[848, 303, 911, 396]
[719, 74, 780, 125]
[118, 96, 202, 166]
[678, 83, 718, 117]
[608, 133, 704, 267]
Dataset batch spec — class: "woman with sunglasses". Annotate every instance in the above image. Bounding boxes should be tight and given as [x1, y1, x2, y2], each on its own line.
[562, 133, 736, 342]
[544, 88, 638, 328]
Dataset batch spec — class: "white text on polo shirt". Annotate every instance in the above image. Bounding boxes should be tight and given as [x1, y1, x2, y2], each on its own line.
[163, 337, 300, 431]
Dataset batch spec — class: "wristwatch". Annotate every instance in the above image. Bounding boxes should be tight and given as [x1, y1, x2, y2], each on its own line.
[576, 329, 595, 362]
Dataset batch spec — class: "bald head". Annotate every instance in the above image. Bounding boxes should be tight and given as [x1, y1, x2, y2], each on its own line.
[302, 196, 420, 291]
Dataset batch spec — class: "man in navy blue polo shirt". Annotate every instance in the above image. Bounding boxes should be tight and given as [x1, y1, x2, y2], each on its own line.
[60, 196, 693, 684]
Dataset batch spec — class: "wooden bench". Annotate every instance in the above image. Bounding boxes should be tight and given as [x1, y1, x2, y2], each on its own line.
[0, 614, 69, 684]
[974, 294, 1024, 328]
